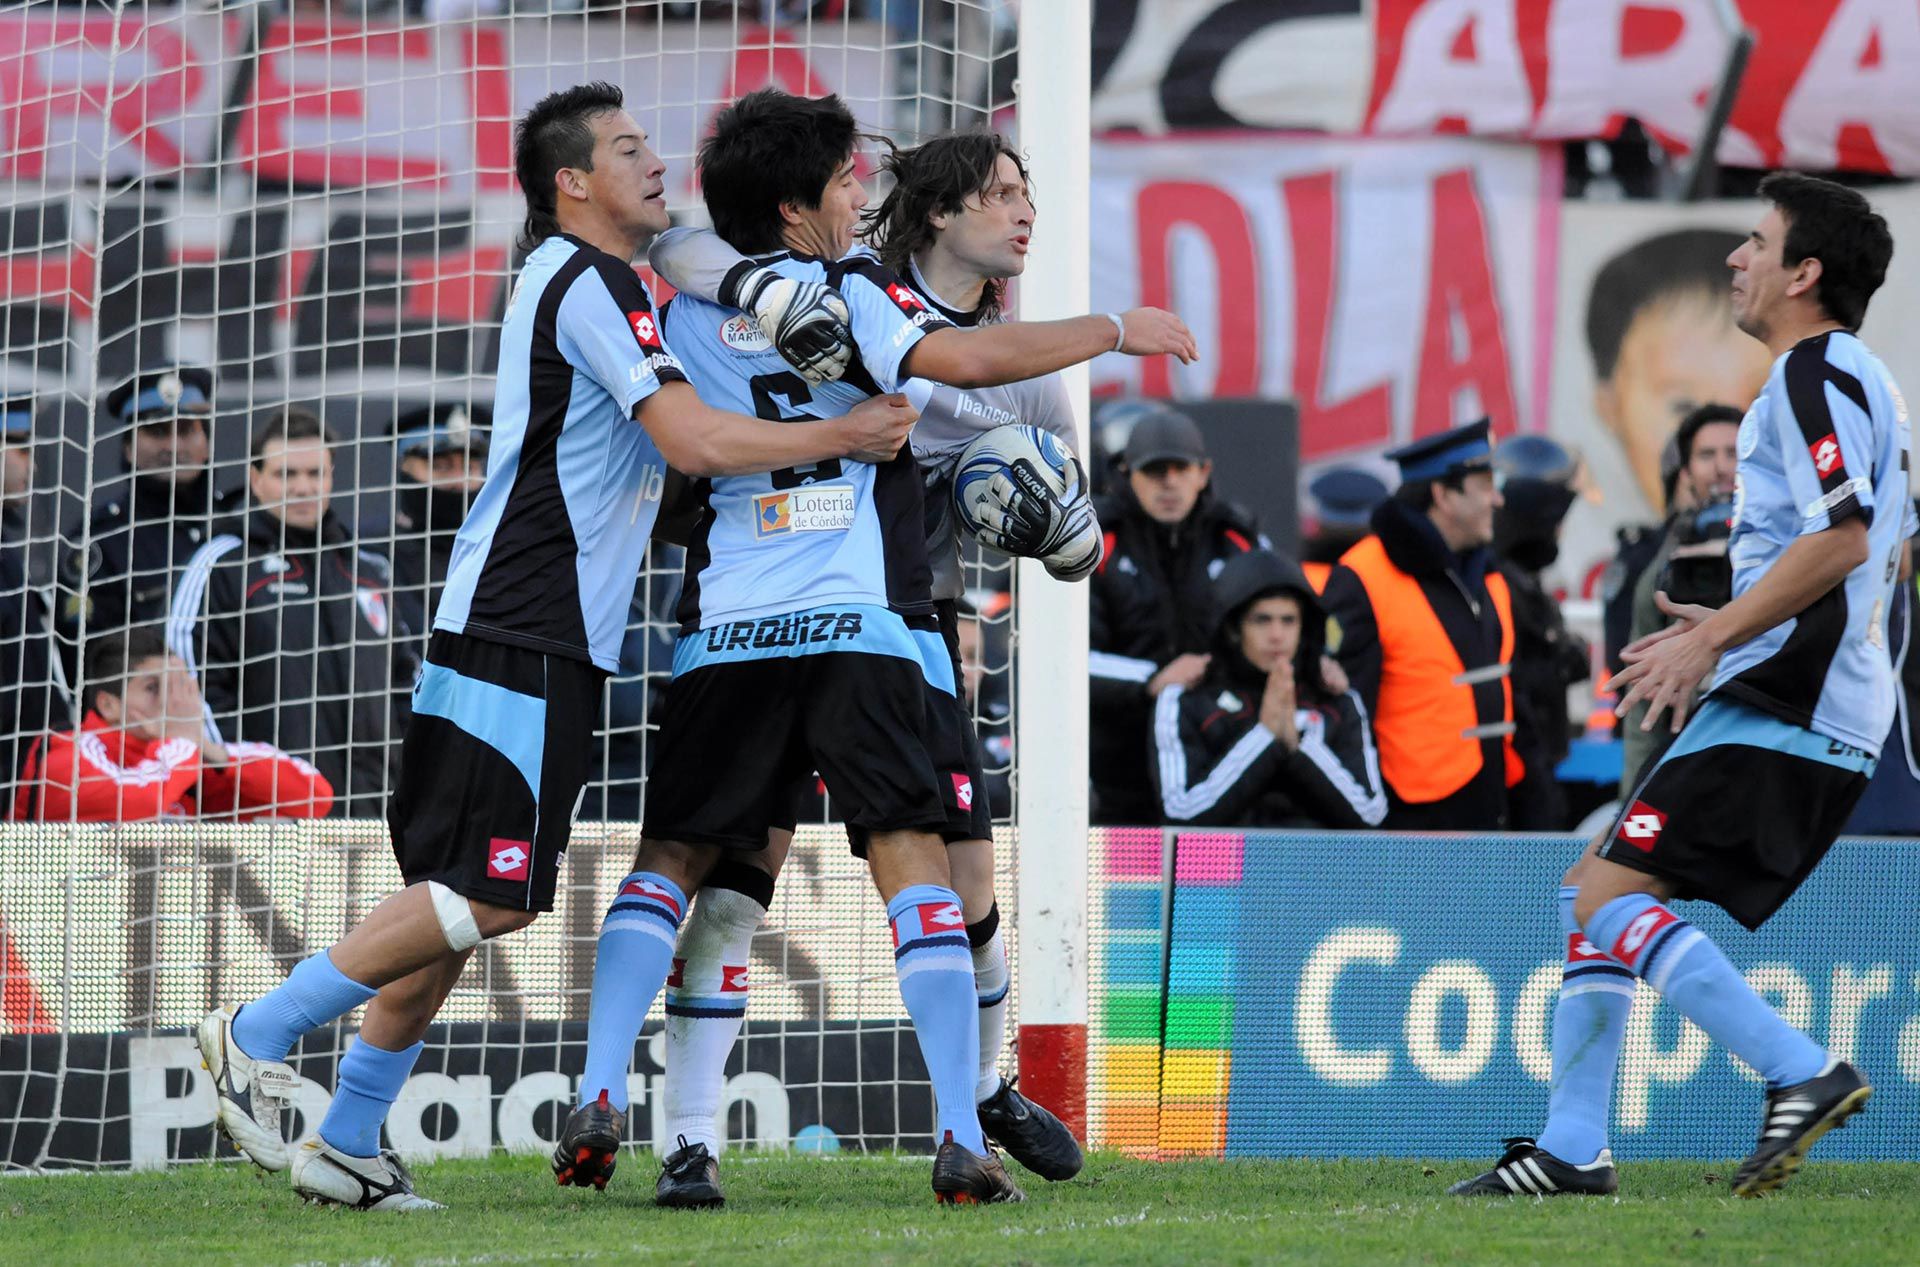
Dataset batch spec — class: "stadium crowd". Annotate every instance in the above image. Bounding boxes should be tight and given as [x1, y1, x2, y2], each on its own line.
[10, 352, 1915, 834]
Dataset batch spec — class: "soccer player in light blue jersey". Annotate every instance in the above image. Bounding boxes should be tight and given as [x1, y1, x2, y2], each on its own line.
[1457, 173, 1904, 1200]
[558, 89, 1195, 1206]
[642, 130, 1097, 1206]
[189, 82, 914, 1210]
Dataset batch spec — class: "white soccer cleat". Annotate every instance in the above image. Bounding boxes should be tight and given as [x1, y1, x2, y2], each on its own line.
[197, 1004, 300, 1173]
[290, 1137, 444, 1211]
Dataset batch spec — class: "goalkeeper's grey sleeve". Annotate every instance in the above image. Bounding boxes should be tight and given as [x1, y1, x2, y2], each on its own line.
[648, 227, 749, 307]
[1023, 372, 1079, 449]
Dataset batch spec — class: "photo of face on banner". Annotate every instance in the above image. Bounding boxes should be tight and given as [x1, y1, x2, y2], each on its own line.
[1584, 227, 1772, 512]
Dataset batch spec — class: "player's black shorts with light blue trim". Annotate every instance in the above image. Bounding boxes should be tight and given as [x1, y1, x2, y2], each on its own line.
[388, 630, 607, 912]
[642, 604, 973, 851]
[1599, 696, 1873, 930]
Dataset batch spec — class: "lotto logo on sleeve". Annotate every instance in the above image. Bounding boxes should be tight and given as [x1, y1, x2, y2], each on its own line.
[1810, 432, 1844, 478]
[951, 773, 974, 810]
[1611, 905, 1680, 970]
[1616, 800, 1667, 852]
[885, 282, 924, 313]
[628, 310, 662, 348]
[486, 838, 531, 881]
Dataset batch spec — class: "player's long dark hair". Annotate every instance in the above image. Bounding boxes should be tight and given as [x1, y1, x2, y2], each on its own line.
[859, 130, 1031, 322]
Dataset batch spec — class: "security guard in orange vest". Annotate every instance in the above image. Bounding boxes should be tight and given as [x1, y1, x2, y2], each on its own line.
[1321, 419, 1523, 829]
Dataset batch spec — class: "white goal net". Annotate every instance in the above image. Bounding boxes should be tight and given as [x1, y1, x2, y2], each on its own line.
[0, 0, 1069, 1172]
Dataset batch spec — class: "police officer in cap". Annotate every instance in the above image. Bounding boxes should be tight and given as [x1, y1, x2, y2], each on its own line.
[1300, 466, 1390, 592]
[1322, 419, 1524, 830]
[58, 365, 225, 659]
[2, 395, 70, 798]
[374, 401, 490, 645]
[1088, 400, 1264, 824]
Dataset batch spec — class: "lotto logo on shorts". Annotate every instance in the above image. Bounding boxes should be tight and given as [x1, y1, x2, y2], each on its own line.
[951, 773, 974, 810]
[1617, 800, 1667, 852]
[1611, 905, 1680, 970]
[628, 310, 661, 348]
[1810, 432, 1844, 478]
[487, 838, 531, 881]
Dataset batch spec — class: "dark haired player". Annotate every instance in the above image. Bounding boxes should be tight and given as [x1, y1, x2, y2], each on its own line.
[641, 127, 1102, 1204]
[560, 90, 1193, 1206]
[189, 81, 914, 1210]
[1456, 173, 1906, 1199]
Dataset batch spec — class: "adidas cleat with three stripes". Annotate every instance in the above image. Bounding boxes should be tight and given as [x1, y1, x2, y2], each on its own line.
[1449, 1138, 1618, 1197]
[1731, 1059, 1871, 1198]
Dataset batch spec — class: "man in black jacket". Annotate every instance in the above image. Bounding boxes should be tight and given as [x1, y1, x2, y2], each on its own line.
[2, 396, 69, 801]
[375, 402, 490, 649]
[58, 366, 230, 667]
[1088, 402, 1263, 824]
[169, 407, 415, 818]
[1150, 549, 1385, 828]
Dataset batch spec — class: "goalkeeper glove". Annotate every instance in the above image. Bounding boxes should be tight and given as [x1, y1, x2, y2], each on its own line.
[733, 267, 855, 387]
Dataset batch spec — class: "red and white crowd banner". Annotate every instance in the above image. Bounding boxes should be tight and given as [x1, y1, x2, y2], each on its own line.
[1094, 0, 1920, 177]
[1087, 135, 1559, 465]
[0, 16, 890, 197]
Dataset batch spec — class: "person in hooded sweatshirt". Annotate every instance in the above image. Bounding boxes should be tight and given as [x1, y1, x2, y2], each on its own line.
[1149, 548, 1386, 828]
[372, 402, 491, 650]
[1089, 402, 1264, 824]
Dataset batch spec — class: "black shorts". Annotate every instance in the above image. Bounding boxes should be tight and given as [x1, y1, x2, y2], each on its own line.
[388, 631, 607, 912]
[934, 597, 995, 841]
[1598, 697, 1873, 930]
[644, 618, 972, 851]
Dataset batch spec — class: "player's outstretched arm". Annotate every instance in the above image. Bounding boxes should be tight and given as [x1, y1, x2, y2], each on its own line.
[635, 382, 916, 477]
[903, 308, 1198, 390]
[649, 227, 852, 387]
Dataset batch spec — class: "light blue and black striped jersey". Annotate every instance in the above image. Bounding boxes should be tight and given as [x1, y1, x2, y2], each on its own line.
[435, 234, 686, 673]
[661, 251, 954, 632]
[1712, 330, 1915, 754]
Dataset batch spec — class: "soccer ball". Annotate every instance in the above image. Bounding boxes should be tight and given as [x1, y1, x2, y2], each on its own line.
[951, 424, 1102, 580]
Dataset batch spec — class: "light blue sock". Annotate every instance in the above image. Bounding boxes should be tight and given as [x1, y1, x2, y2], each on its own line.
[1585, 894, 1827, 1088]
[231, 950, 378, 1062]
[1535, 886, 1634, 1164]
[319, 1037, 424, 1158]
[580, 872, 686, 1113]
[887, 884, 986, 1155]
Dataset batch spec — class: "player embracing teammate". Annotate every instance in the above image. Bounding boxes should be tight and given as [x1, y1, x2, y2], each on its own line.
[635, 128, 1104, 1206]
[1456, 174, 1903, 1199]
[555, 89, 1194, 1206]
[188, 82, 916, 1210]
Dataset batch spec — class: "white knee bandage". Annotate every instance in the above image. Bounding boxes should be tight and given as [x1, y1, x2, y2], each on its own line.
[428, 881, 483, 951]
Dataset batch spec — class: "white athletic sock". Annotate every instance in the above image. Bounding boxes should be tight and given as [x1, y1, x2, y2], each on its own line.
[971, 913, 1009, 1104]
[662, 885, 765, 1155]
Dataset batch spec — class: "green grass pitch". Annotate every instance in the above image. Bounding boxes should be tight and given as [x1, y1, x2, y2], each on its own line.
[7, 1152, 1919, 1266]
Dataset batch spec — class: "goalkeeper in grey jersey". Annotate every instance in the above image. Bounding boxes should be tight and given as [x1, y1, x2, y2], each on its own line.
[644, 130, 1096, 1204]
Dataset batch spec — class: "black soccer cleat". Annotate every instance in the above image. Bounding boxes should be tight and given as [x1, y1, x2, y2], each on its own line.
[931, 1131, 1026, 1206]
[1732, 1059, 1871, 1197]
[1449, 1138, 1619, 1197]
[552, 1089, 626, 1191]
[977, 1076, 1084, 1181]
[655, 1135, 726, 1209]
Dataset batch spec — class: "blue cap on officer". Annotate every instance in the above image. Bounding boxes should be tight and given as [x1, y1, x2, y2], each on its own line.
[1385, 418, 1493, 483]
[0, 395, 33, 440]
[107, 366, 213, 426]
[393, 402, 491, 461]
[1307, 466, 1389, 528]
